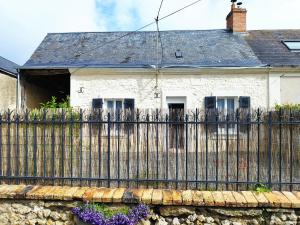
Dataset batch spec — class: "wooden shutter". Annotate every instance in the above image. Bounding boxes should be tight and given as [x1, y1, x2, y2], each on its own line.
[204, 96, 217, 132]
[92, 98, 103, 109]
[124, 99, 135, 110]
[239, 96, 250, 109]
[205, 96, 216, 109]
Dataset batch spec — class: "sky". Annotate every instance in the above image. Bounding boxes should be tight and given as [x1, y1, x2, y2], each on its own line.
[0, 0, 300, 65]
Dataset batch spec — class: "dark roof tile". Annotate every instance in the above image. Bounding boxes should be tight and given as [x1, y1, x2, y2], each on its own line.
[0, 56, 19, 75]
[23, 30, 262, 68]
[245, 30, 300, 66]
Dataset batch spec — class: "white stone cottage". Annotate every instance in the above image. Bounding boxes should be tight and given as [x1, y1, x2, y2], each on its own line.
[19, 3, 300, 112]
[0, 56, 18, 109]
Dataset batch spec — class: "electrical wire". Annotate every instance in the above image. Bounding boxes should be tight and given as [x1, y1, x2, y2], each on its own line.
[156, 0, 165, 20]
[44, 0, 204, 76]
[74, 0, 203, 59]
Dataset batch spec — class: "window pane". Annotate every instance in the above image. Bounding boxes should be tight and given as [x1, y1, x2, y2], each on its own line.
[116, 101, 122, 110]
[284, 41, 300, 50]
[227, 99, 235, 113]
[107, 101, 114, 109]
[217, 99, 225, 112]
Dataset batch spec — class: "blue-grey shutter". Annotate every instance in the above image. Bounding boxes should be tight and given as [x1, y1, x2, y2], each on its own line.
[205, 96, 217, 132]
[205, 96, 216, 109]
[239, 96, 250, 109]
[239, 96, 250, 133]
[92, 98, 103, 109]
[124, 99, 135, 110]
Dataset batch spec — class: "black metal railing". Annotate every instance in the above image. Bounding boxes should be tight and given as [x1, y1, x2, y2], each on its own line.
[0, 108, 299, 190]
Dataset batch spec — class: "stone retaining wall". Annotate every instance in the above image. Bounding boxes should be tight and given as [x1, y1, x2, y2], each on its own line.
[1, 185, 300, 225]
[1, 200, 300, 225]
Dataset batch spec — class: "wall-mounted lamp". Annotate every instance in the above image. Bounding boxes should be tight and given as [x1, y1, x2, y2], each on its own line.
[154, 92, 161, 99]
[77, 87, 84, 94]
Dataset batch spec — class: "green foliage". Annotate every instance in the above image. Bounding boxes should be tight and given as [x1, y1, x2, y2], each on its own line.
[254, 184, 272, 193]
[275, 103, 300, 111]
[40, 96, 70, 109]
[80, 203, 130, 218]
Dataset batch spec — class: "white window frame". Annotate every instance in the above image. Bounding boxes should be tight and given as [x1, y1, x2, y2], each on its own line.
[216, 97, 238, 135]
[282, 40, 300, 52]
[104, 99, 124, 111]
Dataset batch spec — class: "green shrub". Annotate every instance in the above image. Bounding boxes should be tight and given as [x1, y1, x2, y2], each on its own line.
[254, 184, 271, 193]
[275, 103, 300, 111]
[40, 96, 70, 109]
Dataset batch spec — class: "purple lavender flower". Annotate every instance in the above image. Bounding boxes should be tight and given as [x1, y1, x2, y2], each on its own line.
[128, 204, 149, 224]
[72, 207, 106, 225]
[106, 214, 134, 225]
[72, 204, 149, 225]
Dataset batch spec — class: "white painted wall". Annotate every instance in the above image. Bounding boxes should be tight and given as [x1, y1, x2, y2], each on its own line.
[70, 68, 270, 110]
[280, 73, 300, 104]
[0, 72, 17, 110]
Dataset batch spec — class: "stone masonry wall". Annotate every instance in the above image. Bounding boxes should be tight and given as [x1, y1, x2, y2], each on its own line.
[1, 200, 300, 225]
[70, 69, 269, 109]
[0, 199, 78, 225]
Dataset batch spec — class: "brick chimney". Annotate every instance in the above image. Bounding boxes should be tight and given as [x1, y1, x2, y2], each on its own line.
[226, 2, 247, 32]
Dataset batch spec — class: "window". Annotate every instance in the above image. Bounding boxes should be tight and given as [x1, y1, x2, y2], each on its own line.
[105, 99, 123, 111]
[283, 41, 300, 52]
[104, 99, 124, 120]
[217, 98, 235, 114]
[217, 97, 236, 132]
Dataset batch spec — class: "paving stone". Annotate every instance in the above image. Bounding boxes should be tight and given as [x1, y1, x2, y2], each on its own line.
[172, 190, 182, 205]
[1, 185, 26, 198]
[162, 190, 173, 205]
[15, 185, 35, 199]
[25, 186, 41, 199]
[101, 188, 116, 203]
[272, 191, 292, 208]
[201, 191, 215, 206]
[141, 189, 153, 204]
[73, 187, 89, 200]
[192, 191, 204, 206]
[292, 191, 300, 199]
[182, 190, 193, 205]
[112, 188, 126, 203]
[92, 188, 106, 202]
[62, 187, 79, 200]
[222, 191, 237, 207]
[123, 189, 144, 203]
[152, 189, 163, 205]
[52, 186, 75, 200]
[211, 191, 225, 206]
[252, 192, 269, 207]
[284, 192, 300, 208]
[132, 189, 145, 201]
[241, 191, 258, 207]
[263, 192, 281, 207]
[0, 185, 23, 198]
[25, 186, 44, 199]
[1, 184, 300, 210]
[231, 192, 247, 207]
[43, 186, 63, 200]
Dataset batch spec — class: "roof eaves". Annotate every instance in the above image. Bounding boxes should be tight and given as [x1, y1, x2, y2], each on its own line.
[0, 67, 17, 77]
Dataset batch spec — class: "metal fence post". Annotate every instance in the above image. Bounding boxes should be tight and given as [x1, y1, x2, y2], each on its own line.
[268, 111, 273, 189]
[107, 112, 111, 188]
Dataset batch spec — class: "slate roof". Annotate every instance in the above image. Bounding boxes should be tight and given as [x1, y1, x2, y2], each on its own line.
[0, 56, 19, 76]
[23, 29, 263, 68]
[245, 30, 300, 67]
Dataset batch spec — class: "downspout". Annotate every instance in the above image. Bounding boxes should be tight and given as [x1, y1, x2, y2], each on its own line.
[267, 66, 271, 110]
[16, 68, 20, 111]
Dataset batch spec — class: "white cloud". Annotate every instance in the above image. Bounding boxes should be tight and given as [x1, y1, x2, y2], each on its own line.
[0, 0, 104, 64]
[1, 0, 300, 65]
[102, 0, 300, 30]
